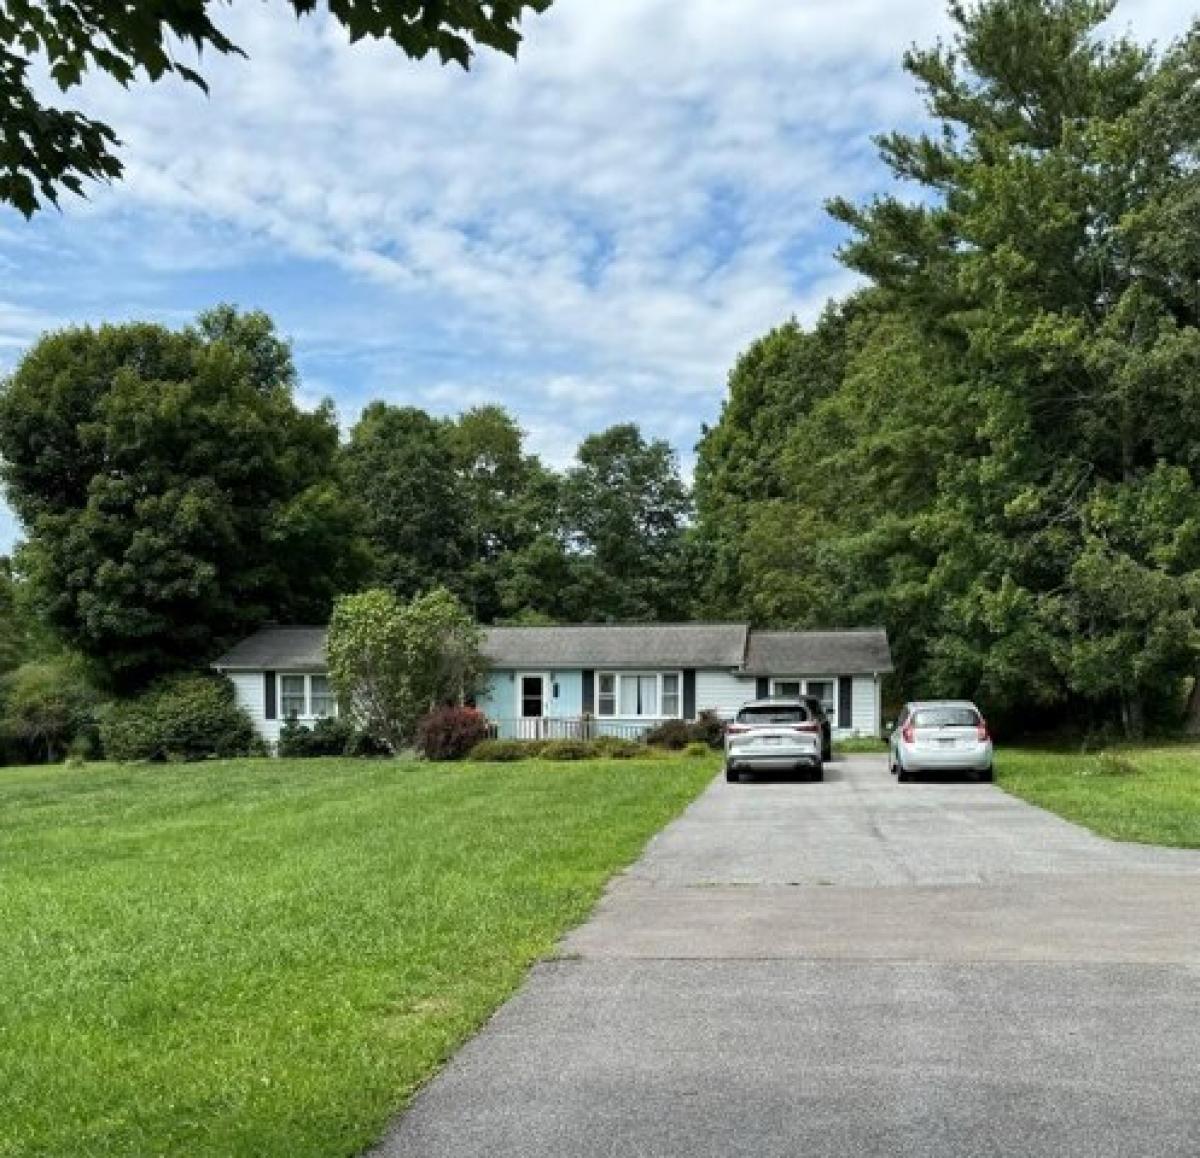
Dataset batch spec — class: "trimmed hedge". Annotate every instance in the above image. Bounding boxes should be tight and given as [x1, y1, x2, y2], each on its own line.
[101, 675, 261, 763]
[537, 739, 599, 761]
[593, 735, 643, 759]
[468, 739, 543, 762]
[276, 716, 388, 758]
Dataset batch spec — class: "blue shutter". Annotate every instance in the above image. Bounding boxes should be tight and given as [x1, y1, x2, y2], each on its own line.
[264, 671, 277, 720]
[683, 670, 697, 720]
[756, 676, 769, 699]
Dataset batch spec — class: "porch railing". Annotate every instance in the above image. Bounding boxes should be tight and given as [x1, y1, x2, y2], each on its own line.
[487, 717, 651, 742]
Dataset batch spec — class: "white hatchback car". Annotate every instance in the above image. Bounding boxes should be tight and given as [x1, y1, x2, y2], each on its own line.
[889, 701, 994, 782]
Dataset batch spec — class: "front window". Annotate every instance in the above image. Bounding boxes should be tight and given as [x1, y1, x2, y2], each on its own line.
[596, 672, 682, 718]
[806, 679, 835, 718]
[279, 674, 338, 720]
[309, 675, 336, 718]
[280, 675, 307, 719]
[771, 678, 837, 725]
[597, 673, 617, 717]
[661, 673, 681, 717]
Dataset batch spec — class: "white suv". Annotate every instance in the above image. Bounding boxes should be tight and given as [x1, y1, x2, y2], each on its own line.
[724, 699, 824, 783]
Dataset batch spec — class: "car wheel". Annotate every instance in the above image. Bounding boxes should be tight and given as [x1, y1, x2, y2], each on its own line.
[724, 764, 739, 784]
[822, 742, 832, 762]
[812, 762, 824, 782]
[978, 766, 994, 783]
[897, 765, 913, 783]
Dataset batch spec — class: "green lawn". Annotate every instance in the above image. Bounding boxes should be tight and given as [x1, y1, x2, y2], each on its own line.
[0, 756, 715, 1158]
[998, 745, 1200, 848]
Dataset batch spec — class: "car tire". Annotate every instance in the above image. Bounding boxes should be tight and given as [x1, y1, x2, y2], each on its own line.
[822, 741, 832, 762]
[978, 766, 994, 783]
[812, 762, 824, 782]
[897, 765, 913, 783]
[725, 764, 739, 784]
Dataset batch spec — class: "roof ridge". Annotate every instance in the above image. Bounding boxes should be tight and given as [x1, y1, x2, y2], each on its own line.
[486, 621, 750, 629]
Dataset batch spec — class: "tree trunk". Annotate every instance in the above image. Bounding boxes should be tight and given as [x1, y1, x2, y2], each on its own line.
[1121, 692, 1145, 740]
[1184, 672, 1200, 736]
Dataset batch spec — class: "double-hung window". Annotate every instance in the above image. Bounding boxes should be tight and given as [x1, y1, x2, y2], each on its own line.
[770, 677, 837, 725]
[595, 672, 682, 719]
[279, 674, 338, 719]
[661, 673, 681, 717]
[280, 675, 308, 719]
[597, 673, 617, 717]
[309, 675, 337, 718]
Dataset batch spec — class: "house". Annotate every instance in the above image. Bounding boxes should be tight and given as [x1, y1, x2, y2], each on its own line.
[212, 622, 893, 748]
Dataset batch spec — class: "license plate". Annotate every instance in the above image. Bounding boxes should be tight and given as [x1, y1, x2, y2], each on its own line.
[762, 736, 782, 746]
[938, 737, 958, 747]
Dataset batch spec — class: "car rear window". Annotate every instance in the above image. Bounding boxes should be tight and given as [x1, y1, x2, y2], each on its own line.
[737, 705, 812, 725]
[912, 707, 980, 728]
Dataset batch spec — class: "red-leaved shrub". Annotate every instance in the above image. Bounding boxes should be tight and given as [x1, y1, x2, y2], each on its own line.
[417, 706, 491, 762]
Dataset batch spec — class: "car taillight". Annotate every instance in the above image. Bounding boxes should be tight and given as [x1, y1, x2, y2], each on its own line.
[901, 723, 915, 744]
[977, 720, 990, 741]
[726, 723, 750, 735]
[793, 722, 819, 734]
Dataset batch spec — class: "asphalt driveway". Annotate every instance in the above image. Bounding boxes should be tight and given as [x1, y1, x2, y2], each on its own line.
[376, 755, 1200, 1158]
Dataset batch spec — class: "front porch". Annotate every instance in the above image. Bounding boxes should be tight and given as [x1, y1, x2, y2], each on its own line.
[487, 716, 653, 742]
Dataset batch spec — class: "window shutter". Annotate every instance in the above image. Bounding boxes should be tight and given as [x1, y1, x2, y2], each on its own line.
[756, 676, 769, 699]
[264, 671, 277, 720]
[683, 670, 696, 720]
[838, 676, 853, 728]
[582, 670, 595, 714]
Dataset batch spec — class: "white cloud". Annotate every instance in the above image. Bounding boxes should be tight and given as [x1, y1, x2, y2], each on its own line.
[0, 0, 1191, 555]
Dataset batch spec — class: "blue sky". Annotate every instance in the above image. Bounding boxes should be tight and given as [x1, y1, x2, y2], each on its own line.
[0, 0, 1190, 553]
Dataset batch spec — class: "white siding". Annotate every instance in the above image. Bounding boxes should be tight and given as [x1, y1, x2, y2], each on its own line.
[228, 670, 282, 747]
[695, 670, 758, 718]
[849, 674, 879, 736]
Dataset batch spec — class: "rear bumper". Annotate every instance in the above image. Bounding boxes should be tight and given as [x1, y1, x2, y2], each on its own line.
[727, 749, 822, 771]
[898, 742, 993, 772]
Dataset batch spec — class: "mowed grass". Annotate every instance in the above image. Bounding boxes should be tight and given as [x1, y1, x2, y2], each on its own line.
[998, 744, 1200, 848]
[0, 756, 715, 1158]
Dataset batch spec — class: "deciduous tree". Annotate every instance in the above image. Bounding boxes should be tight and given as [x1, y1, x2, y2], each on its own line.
[1, 0, 553, 215]
[0, 308, 370, 689]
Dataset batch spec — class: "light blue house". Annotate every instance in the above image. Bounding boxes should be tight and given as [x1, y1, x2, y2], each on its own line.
[214, 622, 893, 747]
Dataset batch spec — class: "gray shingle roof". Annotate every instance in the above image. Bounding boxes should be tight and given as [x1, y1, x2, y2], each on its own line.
[213, 622, 892, 676]
[482, 623, 749, 669]
[743, 629, 893, 675]
[213, 626, 327, 672]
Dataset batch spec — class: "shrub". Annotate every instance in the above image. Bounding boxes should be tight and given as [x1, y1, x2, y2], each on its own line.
[417, 706, 491, 762]
[468, 739, 534, 762]
[683, 741, 711, 758]
[594, 735, 643, 759]
[1, 657, 100, 763]
[278, 716, 360, 758]
[643, 719, 692, 750]
[344, 728, 392, 758]
[101, 674, 258, 763]
[689, 709, 727, 749]
[538, 739, 599, 761]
